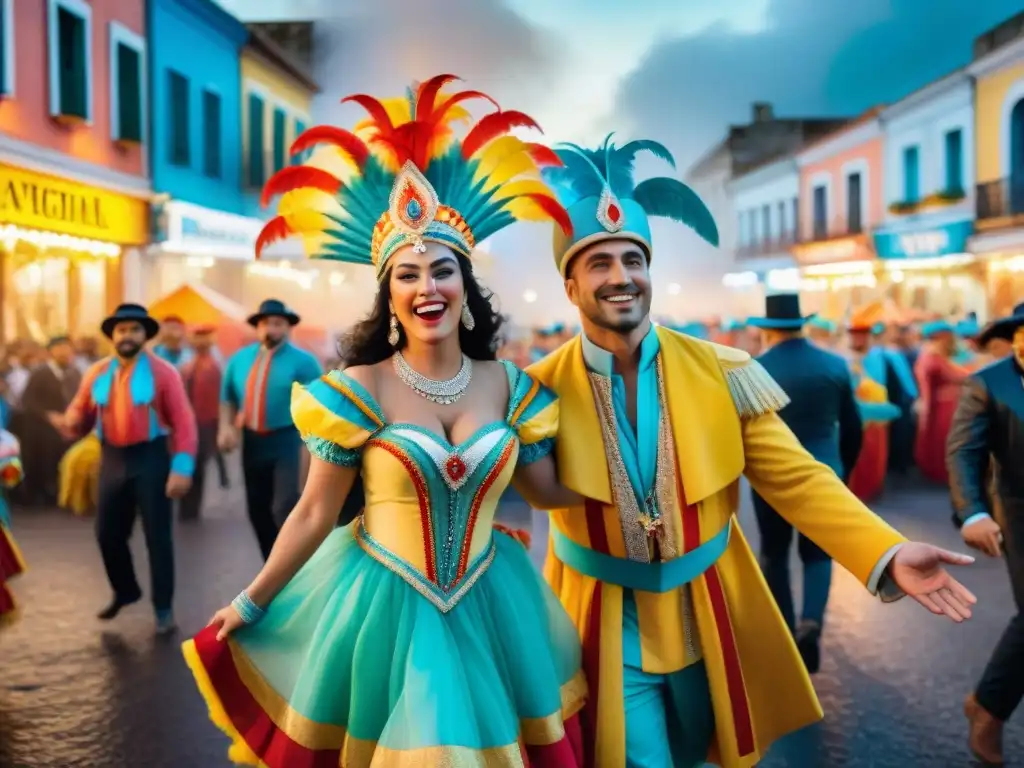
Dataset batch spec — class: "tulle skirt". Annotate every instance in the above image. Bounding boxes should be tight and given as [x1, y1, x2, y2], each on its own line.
[0, 513, 26, 627]
[183, 524, 586, 767]
[59, 432, 100, 516]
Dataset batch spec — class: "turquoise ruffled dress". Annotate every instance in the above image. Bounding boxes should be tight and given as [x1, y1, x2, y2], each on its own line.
[184, 361, 585, 767]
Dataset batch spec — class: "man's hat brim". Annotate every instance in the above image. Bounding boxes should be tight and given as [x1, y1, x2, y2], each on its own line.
[101, 315, 159, 340]
[247, 311, 300, 327]
[747, 314, 815, 330]
[976, 315, 1024, 347]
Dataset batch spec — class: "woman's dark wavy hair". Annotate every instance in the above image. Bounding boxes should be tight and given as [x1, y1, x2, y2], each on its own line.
[340, 252, 505, 367]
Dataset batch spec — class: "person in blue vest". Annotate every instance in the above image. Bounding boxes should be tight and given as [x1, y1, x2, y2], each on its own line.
[870, 319, 920, 476]
[748, 292, 865, 673]
[218, 299, 322, 559]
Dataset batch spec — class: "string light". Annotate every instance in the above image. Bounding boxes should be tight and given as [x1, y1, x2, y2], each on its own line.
[0, 224, 121, 258]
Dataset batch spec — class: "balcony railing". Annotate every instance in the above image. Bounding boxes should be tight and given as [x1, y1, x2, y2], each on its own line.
[976, 178, 1024, 221]
[804, 217, 865, 243]
[736, 233, 798, 258]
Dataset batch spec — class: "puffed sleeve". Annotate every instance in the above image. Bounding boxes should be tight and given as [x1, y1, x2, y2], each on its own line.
[0, 431, 22, 489]
[503, 362, 559, 465]
[290, 370, 385, 468]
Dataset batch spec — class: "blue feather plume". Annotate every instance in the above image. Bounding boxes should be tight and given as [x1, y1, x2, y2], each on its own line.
[633, 177, 719, 247]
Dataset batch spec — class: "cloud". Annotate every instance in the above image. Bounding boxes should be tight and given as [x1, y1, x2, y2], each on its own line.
[303, 0, 562, 127]
[615, 0, 1022, 175]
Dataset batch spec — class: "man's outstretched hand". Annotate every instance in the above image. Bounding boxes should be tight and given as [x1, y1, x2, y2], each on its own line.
[887, 542, 977, 622]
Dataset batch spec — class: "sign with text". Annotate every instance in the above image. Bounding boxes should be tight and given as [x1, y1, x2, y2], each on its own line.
[0, 163, 149, 245]
[155, 200, 298, 260]
[790, 235, 873, 266]
[873, 219, 974, 260]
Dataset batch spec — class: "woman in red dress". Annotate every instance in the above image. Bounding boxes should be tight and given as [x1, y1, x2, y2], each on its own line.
[914, 320, 968, 484]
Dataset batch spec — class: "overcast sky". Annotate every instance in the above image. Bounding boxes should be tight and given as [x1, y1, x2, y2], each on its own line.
[216, 0, 1023, 323]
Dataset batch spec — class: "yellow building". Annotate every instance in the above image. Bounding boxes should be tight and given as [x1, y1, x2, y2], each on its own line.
[968, 14, 1024, 317]
[241, 25, 319, 197]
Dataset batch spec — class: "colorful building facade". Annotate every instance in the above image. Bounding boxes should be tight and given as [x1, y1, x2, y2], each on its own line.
[968, 23, 1024, 317]
[0, 0, 151, 342]
[792, 111, 885, 315]
[875, 70, 984, 317]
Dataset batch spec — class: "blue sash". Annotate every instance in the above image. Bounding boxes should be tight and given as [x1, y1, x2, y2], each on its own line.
[551, 518, 732, 592]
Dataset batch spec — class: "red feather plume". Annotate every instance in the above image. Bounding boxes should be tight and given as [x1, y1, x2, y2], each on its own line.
[430, 89, 499, 123]
[462, 111, 542, 159]
[341, 94, 396, 138]
[255, 216, 292, 259]
[260, 166, 342, 208]
[416, 74, 460, 120]
[290, 126, 369, 168]
[524, 143, 563, 168]
[518, 193, 573, 236]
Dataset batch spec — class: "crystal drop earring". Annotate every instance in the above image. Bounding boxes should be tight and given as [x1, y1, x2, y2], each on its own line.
[388, 308, 400, 347]
[461, 295, 475, 331]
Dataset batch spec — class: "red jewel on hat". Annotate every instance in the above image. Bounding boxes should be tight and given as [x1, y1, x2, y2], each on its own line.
[607, 203, 621, 224]
[445, 455, 466, 483]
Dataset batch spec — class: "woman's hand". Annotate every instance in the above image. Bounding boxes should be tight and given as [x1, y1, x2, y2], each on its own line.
[208, 605, 245, 641]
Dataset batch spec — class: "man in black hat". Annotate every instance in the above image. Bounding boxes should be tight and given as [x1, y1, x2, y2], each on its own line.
[948, 301, 1024, 764]
[747, 292, 864, 673]
[54, 303, 197, 635]
[218, 299, 322, 559]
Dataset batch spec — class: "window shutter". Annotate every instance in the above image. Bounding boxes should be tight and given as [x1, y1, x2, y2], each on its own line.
[248, 93, 265, 187]
[168, 71, 189, 166]
[203, 90, 221, 178]
[903, 146, 919, 202]
[116, 43, 142, 142]
[292, 119, 306, 165]
[0, 4, 6, 95]
[272, 108, 287, 173]
[945, 130, 963, 193]
[58, 8, 88, 118]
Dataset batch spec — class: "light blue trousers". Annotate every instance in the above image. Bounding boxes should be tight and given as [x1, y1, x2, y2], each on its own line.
[623, 591, 715, 768]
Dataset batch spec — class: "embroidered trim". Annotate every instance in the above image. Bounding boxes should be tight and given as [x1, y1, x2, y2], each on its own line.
[652, 356, 680, 560]
[305, 435, 361, 467]
[723, 358, 790, 419]
[355, 518, 495, 613]
[517, 437, 553, 465]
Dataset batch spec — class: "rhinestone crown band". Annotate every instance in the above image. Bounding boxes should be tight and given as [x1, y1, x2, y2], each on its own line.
[393, 351, 473, 405]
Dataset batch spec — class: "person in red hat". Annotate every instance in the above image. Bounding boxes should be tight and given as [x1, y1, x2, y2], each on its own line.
[178, 324, 224, 521]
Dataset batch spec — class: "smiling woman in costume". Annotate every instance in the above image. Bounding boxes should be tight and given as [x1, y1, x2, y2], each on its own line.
[181, 75, 587, 767]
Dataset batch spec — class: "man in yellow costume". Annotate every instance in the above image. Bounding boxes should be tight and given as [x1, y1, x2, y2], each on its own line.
[528, 137, 978, 768]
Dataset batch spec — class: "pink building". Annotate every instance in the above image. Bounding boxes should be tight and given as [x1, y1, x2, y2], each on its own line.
[793, 110, 885, 267]
[0, 0, 150, 342]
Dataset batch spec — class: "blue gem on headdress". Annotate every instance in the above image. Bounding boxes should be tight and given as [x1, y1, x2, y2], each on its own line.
[406, 198, 422, 220]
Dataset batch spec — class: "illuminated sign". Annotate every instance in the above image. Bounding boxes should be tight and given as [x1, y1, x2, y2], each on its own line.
[873, 219, 973, 259]
[0, 163, 149, 245]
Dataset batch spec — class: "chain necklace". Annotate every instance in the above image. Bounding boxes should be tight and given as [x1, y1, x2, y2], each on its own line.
[393, 351, 473, 405]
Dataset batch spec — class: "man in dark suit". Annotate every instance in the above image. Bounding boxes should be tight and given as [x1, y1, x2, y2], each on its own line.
[948, 301, 1024, 765]
[748, 293, 864, 673]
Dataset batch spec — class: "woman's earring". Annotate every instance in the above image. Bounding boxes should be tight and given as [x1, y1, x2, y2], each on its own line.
[461, 297, 475, 331]
[388, 313, 400, 347]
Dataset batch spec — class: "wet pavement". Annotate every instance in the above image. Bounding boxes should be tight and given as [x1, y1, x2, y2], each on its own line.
[0, 466, 1019, 767]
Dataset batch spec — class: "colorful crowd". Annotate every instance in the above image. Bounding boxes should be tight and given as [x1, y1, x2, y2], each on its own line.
[0, 72, 1020, 768]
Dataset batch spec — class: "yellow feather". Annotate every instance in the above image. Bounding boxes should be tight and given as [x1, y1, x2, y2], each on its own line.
[306, 146, 358, 181]
[480, 152, 540, 191]
[282, 208, 333, 234]
[503, 196, 559, 223]
[489, 179, 556, 201]
[278, 189, 342, 220]
[472, 136, 527, 182]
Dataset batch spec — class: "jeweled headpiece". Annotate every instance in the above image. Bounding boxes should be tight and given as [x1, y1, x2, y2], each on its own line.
[255, 74, 571, 280]
[541, 135, 720, 276]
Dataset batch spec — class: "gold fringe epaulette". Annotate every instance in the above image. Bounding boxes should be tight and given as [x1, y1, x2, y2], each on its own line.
[713, 344, 791, 419]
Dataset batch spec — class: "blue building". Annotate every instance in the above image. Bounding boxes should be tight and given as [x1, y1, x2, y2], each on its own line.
[141, 0, 303, 309]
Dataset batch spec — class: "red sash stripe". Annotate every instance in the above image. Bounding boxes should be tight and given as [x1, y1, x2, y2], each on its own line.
[676, 474, 755, 757]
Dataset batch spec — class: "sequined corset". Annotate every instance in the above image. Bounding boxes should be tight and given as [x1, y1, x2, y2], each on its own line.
[292, 361, 559, 613]
[357, 421, 522, 611]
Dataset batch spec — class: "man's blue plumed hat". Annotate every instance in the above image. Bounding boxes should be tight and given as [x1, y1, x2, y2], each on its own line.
[541, 135, 719, 276]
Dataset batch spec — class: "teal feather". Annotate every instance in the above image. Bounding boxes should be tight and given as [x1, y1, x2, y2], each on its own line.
[473, 210, 516, 244]
[633, 177, 719, 247]
[319, 241, 373, 263]
[546, 145, 606, 203]
[616, 139, 675, 169]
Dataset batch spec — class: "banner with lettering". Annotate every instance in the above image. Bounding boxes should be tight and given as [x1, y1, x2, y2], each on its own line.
[0, 163, 149, 245]
[872, 218, 974, 260]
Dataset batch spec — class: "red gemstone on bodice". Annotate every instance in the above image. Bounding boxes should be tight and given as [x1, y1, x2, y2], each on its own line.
[446, 455, 467, 482]
[607, 203, 621, 223]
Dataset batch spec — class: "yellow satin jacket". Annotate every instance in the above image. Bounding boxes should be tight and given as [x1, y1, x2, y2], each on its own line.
[528, 327, 907, 768]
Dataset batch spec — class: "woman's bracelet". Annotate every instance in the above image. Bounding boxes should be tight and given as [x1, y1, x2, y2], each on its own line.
[231, 591, 266, 625]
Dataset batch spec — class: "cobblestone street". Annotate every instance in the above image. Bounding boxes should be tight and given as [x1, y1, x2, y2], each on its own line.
[0, 466, 1019, 767]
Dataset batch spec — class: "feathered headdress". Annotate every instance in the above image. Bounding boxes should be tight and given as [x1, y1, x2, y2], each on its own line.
[540, 135, 719, 276]
[255, 74, 571, 280]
